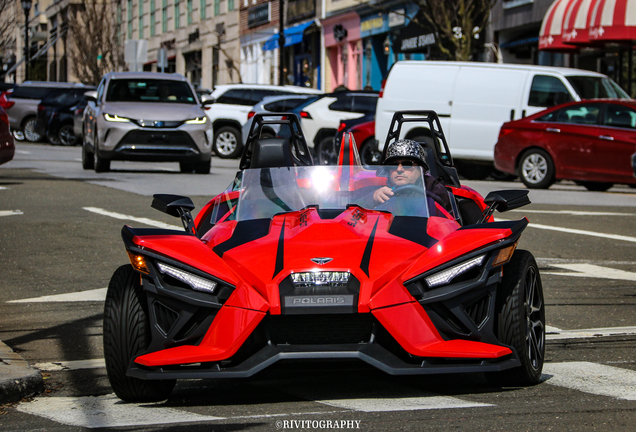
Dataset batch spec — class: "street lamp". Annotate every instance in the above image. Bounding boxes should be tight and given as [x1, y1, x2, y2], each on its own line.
[21, 0, 32, 82]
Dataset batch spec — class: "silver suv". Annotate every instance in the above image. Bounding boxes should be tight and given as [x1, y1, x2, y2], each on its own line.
[82, 72, 213, 173]
[7, 81, 91, 142]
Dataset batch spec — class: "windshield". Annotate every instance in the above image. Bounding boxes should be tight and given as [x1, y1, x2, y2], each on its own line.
[233, 165, 430, 221]
[567, 76, 630, 99]
[106, 79, 196, 103]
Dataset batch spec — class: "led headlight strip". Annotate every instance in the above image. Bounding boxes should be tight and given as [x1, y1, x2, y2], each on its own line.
[104, 113, 131, 122]
[425, 254, 485, 288]
[157, 262, 217, 294]
[185, 117, 207, 124]
[291, 271, 350, 287]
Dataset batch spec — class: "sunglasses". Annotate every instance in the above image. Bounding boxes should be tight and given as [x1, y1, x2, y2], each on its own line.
[390, 160, 418, 169]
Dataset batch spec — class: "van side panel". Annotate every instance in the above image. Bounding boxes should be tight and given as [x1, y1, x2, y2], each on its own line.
[449, 67, 527, 161]
[375, 63, 459, 150]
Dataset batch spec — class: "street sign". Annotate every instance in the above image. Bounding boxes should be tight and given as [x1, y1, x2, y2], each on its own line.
[157, 48, 168, 73]
[124, 40, 148, 72]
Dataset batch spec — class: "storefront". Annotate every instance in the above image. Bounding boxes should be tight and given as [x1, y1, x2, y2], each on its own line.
[241, 2, 277, 85]
[322, 12, 361, 91]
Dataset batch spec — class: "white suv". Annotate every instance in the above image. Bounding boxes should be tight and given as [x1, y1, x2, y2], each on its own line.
[299, 91, 378, 164]
[206, 84, 322, 158]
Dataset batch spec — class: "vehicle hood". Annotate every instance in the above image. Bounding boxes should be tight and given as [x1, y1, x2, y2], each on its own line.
[102, 102, 204, 121]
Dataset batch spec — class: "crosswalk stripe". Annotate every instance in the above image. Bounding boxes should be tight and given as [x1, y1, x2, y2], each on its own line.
[315, 396, 492, 411]
[7, 288, 107, 303]
[0, 210, 23, 217]
[544, 263, 636, 281]
[546, 326, 636, 340]
[542, 362, 636, 400]
[83, 207, 182, 230]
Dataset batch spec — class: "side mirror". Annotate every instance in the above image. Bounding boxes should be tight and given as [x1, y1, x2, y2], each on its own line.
[83, 90, 98, 102]
[201, 95, 215, 105]
[152, 194, 197, 236]
[484, 189, 530, 212]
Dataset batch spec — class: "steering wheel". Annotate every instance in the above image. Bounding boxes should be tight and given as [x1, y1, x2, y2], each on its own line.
[391, 184, 426, 197]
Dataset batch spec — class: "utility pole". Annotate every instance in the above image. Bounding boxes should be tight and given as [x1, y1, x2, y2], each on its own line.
[278, 0, 284, 86]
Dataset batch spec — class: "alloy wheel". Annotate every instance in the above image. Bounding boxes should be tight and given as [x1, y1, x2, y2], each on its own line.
[23, 118, 41, 142]
[216, 131, 237, 156]
[521, 153, 547, 184]
[524, 265, 544, 371]
[59, 125, 77, 146]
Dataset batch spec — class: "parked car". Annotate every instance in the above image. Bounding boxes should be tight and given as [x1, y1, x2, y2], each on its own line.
[332, 114, 378, 166]
[494, 99, 636, 191]
[6, 81, 91, 142]
[241, 94, 319, 144]
[82, 72, 214, 173]
[376, 61, 629, 179]
[36, 87, 95, 145]
[0, 105, 15, 166]
[205, 84, 322, 159]
[73, 99, 88, 144]
[300, 91, 378, 164]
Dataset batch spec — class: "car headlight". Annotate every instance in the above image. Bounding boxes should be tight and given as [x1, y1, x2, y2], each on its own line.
[104, 113, 131, 122]
[157, 262, 217, 294]
[425, 254, 485, 288]
[185, 117, 207, 124]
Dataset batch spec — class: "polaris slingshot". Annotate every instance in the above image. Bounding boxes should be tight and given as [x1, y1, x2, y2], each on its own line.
[103, 111, 545, 402]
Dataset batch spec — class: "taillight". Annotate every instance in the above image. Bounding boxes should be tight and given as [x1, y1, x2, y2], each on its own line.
[378, 79, 386, 98]
[75, 108, 83, 115]
[247, 111, 255, 119]
[337, 122, 346, 132]
[38, 104, 45, 111]
[300, 111, 312, 119]
[280, 115, 288, 120]
[0, 112, 8, 126]
[2, 100, 14, 110]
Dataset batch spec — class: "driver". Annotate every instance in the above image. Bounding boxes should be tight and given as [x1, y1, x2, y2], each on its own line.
[372, 139, 452, 213]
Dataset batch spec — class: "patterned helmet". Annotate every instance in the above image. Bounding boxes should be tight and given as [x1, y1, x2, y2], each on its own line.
[384, 139, 429, 171]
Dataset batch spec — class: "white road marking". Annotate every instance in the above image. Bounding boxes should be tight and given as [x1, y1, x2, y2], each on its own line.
[7, 288, 107, 303]
[34, 359, 106, 371]
[0, 186, 6, 190]
[16, 394, 224, 428]
[0, 210, 23, 217]
[545, 264, 636, 281]
[543, 362, 636, 400]
[512, 209, 635, 216]
[546, 326, 636, 340]
[83, 207, 181, 230]
[528, 222, 636, 243]
[15, 150, 30, 154]
[315, 396, 492, 412]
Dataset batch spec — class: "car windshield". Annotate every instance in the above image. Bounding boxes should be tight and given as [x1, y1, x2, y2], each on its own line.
[566, 76, 630, 99]
[106, 79, 196, 104]
[231, 165, 430, 221]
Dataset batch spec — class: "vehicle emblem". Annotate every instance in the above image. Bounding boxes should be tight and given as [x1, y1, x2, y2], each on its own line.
[154, 121, 164, 127]
[311, 257, 333, 265]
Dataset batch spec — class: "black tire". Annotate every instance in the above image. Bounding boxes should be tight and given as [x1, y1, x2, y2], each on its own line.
[23, 117, 42, 142]
[103, 265, 176, 402]
[82, 142, 94, 170]
[46, 131, 61, 145]
[316, 136, 338, 165]
[518, 149, 555, 189]
[486, 250, 545, 387]
[179, 162, 194, 173]
[213, 126, 242, 159]
[578, 181, 613, 192]
[58, 124, 78, 146]
[194, 159, 211, 174]
[359, 139, 381, 165]
[94, 139, 110, 172]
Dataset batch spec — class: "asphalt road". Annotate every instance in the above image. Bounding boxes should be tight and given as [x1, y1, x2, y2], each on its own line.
[1, 143, 636, 431]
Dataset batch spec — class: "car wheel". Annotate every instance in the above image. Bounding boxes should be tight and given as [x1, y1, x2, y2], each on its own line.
[213, 126, 242, 159]
[179, 162, 194, 173]
[317, 136, 338, 165]
[82, 142, 94, 170]
[93, 140, 110, 172]
[519, 149, 555, 189]
[103, 264, 176, 402]
[486, 250, 545, 387]
[58, 124, 78, 146]
[23, 117, 42, 142]
[12, 130, 25, 141]
[194, 159, 211, 174]
[46, 131, 61, 145]
[359, 139, 381, 165]
[578, 181, 613, 192]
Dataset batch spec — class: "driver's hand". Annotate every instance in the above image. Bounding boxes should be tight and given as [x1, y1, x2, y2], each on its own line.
[373, 186, 394, 204]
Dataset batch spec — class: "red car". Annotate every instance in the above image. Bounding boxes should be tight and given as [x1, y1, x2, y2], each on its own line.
[495, 99, 636, 191]
[333, 114, 379, 165]
[0, 105, 15, 165]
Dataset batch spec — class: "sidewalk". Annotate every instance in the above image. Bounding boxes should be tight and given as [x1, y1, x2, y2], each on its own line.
[0, 340, 43, 404]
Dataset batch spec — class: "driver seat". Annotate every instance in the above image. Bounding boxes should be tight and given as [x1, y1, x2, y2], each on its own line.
[249, 138, 294, 168]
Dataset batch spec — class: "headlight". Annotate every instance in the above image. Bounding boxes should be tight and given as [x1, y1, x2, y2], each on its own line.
[291, 271, 350, 287]
[104, 113, 131, 122]
[157, 262, 217, 294]
[425, 254, 485, 288]
[185, 117, 207, 124]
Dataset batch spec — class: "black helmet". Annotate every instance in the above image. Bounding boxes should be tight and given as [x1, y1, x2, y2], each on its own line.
[384, 139, 429, 172]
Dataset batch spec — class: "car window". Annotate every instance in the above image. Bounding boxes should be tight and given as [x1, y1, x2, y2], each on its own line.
[352, 96, 378, 113]
[263, 98, 308, 112]
[539, 104, 600, 125]
[11, 86, 61, 100]
[329, 97, 353, 112]
[216, 89, 253, 105]
[604, 105, 636, 129]
[251, 89, 279, 103]
[528, 75, 574, 108]
[566, 76, 629, 99]
[106, 79, 196, 103]
[96, 79, 105, 103]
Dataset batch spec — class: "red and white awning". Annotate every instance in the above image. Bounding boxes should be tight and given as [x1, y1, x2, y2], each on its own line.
[589, 0, 636, 41]
[539, 0, 579, 50]
[563, 0, 596, 44]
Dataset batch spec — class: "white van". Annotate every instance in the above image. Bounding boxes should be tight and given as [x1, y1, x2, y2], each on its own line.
[375, 61, 629, 178]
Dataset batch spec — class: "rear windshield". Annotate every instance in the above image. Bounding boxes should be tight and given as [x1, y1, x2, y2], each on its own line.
[567, 76, 630, 99]
[264, 97, 311, 112]
[106, 79, 196, 103]
[42, 89, 88, 106]
[11, 86, 66, 100]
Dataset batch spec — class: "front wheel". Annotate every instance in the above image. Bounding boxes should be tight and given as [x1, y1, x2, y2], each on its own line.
[103, 265, 176, 402]
[316, 136, 338, 165]
[58, 124, 78, 146]
[82, 142, 94, 170]
[23, 117, 42, 142]
[486, 250, 545, 387]
[94, 139, 110, 172]
[359, 139, 381, 165]
[519, 149, 555, 189]
[194, 159, 211, 174]
[213, 126, 242, 159]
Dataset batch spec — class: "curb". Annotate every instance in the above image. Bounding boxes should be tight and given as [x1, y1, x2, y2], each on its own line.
[0, 341, 44, 404]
